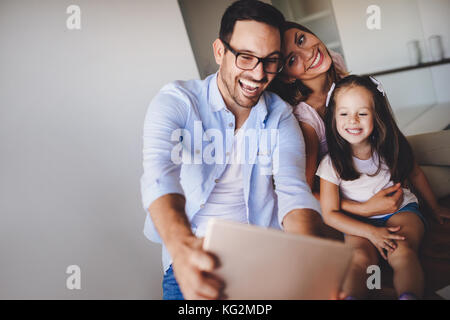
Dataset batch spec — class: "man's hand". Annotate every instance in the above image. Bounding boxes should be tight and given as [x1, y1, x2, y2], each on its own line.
[171, 236, 225, 300]
[149, 194, 225, 300]
[363, 183, 404, 216]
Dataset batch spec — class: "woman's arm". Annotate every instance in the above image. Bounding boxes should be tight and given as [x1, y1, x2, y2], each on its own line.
[409, 162, 450, 223]
[320, 178, 405, 259]
[298, 122, 319, 192]
[340, 183, 404, 217]
[320, 178, 374, 237]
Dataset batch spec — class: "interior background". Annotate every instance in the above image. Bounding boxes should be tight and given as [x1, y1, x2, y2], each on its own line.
[0, 0, 448, 299]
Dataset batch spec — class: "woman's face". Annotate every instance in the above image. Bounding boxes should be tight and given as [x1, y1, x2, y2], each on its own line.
[281, 28, 332, 82]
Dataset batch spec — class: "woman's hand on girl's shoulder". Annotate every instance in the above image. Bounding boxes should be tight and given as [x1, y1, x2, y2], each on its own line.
[366, 225, 406, 260]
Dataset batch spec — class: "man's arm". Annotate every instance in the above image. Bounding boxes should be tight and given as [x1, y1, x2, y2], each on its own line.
[149, 194, 224, 300]
[282, 209, 323, 236]
[141, 88, 224, 299]
[272, 105, 322, 236]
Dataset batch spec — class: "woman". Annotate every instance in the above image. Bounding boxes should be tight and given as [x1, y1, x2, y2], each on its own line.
[269, 21, 405, 226]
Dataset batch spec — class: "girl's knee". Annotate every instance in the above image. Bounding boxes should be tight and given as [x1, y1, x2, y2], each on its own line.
[352, 248, 378, 269]
[387, 242, 418, 265]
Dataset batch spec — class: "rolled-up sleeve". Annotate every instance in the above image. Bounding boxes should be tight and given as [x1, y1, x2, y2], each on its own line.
[140, 86, 188, 213]
[273, 106, 322, 228]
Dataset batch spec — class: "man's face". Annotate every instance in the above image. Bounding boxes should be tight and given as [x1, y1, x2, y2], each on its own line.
[215, 20, 281, 109]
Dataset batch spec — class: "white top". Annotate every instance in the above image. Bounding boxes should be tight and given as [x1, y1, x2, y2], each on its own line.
[191, 123, 248, 237]
[293, 102, 328, 159]
[316, 153, 418, 219]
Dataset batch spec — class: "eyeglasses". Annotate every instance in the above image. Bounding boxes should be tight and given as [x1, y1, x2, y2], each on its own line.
[221, 39, 284, 74]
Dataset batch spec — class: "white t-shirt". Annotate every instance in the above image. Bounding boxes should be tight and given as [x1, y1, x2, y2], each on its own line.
[191, 123, 248, 237]
[316, 153, 418, 219]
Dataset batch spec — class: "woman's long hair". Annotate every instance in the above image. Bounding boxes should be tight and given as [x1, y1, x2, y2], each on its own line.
[268, 21, 347, 106]
[325, 75, 414, 183]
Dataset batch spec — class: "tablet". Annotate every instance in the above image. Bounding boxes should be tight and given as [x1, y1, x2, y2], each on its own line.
[203, 219, 353, 300]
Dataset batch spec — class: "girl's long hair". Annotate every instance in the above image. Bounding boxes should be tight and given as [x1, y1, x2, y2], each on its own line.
[325, 75, 414, 182]
[268, 21, 348, 106]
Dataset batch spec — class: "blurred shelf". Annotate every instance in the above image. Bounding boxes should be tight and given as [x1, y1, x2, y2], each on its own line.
[365, 58, 450, 77]
[298, 10, 331, 24]
[325, 41, 341, 50]
[401, 101, 450, 136]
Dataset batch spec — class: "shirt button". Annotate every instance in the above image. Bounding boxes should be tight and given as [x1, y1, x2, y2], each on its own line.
[226, 152, 230, 156]
[214, 179, 219, 183]
[200, 204, 205, 209]
[228, 123, 233, 127]
[195, 149, 200, 154]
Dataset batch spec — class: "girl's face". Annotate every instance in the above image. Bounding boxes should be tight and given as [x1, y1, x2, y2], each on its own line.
[281, 28, 332, 82]
[334, 86, 374, 148]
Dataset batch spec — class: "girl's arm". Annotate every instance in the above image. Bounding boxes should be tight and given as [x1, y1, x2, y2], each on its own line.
[409, 162, 450, 223]
[340, 183, 404, 217]
[320, 178, 405, 259]
[321, 178, 377, 237]
[299, 122, 319, 193]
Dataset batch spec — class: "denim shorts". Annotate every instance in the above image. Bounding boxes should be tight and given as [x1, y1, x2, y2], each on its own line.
[162, 265, 184, 300]
[353, 202, 427, 229]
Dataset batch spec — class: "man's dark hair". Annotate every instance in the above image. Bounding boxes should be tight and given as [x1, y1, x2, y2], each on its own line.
[219, 0, 285, 43]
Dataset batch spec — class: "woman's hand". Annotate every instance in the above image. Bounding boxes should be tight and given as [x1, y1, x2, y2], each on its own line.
[366, 225, 406, 260]
[362, 183, 404, 216]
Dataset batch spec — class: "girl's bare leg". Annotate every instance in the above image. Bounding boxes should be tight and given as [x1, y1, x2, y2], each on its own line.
[342, 235, 379, 299]
[386, 211, 425, 298]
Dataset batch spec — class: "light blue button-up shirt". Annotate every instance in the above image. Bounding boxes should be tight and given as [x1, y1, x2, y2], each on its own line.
[141, 73, 321, 272]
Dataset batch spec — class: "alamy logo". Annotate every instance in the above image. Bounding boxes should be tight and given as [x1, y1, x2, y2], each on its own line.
[66, 5, 81, 30]
[366, 5, 381, 30]
[66, 265, 81, 290]
[366, 265, 381, 290]
[170, 121, 279, 175]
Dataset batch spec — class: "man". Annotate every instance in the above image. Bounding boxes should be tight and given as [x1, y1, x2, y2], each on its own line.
[141, 0, 322, 300]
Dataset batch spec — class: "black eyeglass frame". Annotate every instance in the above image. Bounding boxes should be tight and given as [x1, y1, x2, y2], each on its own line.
[220, 39, 284, 74]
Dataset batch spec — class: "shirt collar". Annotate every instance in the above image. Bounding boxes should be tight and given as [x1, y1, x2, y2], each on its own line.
[208, 72, 227, 112]
[208, 72, 268, 123]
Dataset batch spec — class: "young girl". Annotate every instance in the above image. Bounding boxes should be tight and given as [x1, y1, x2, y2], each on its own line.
[317, 75, 450, 300]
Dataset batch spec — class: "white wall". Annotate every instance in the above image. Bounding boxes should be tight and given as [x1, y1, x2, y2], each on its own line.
[331, 0, 449, 132]
[179, 0, 235, 78]
[331, 0, 428, 74]
[0, 0, 199, 299]
[417, 0, 450, 103]
[179, 0, 273, 79]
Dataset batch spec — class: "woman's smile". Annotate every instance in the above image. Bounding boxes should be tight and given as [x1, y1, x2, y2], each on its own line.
[308, 48, 324, 70]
